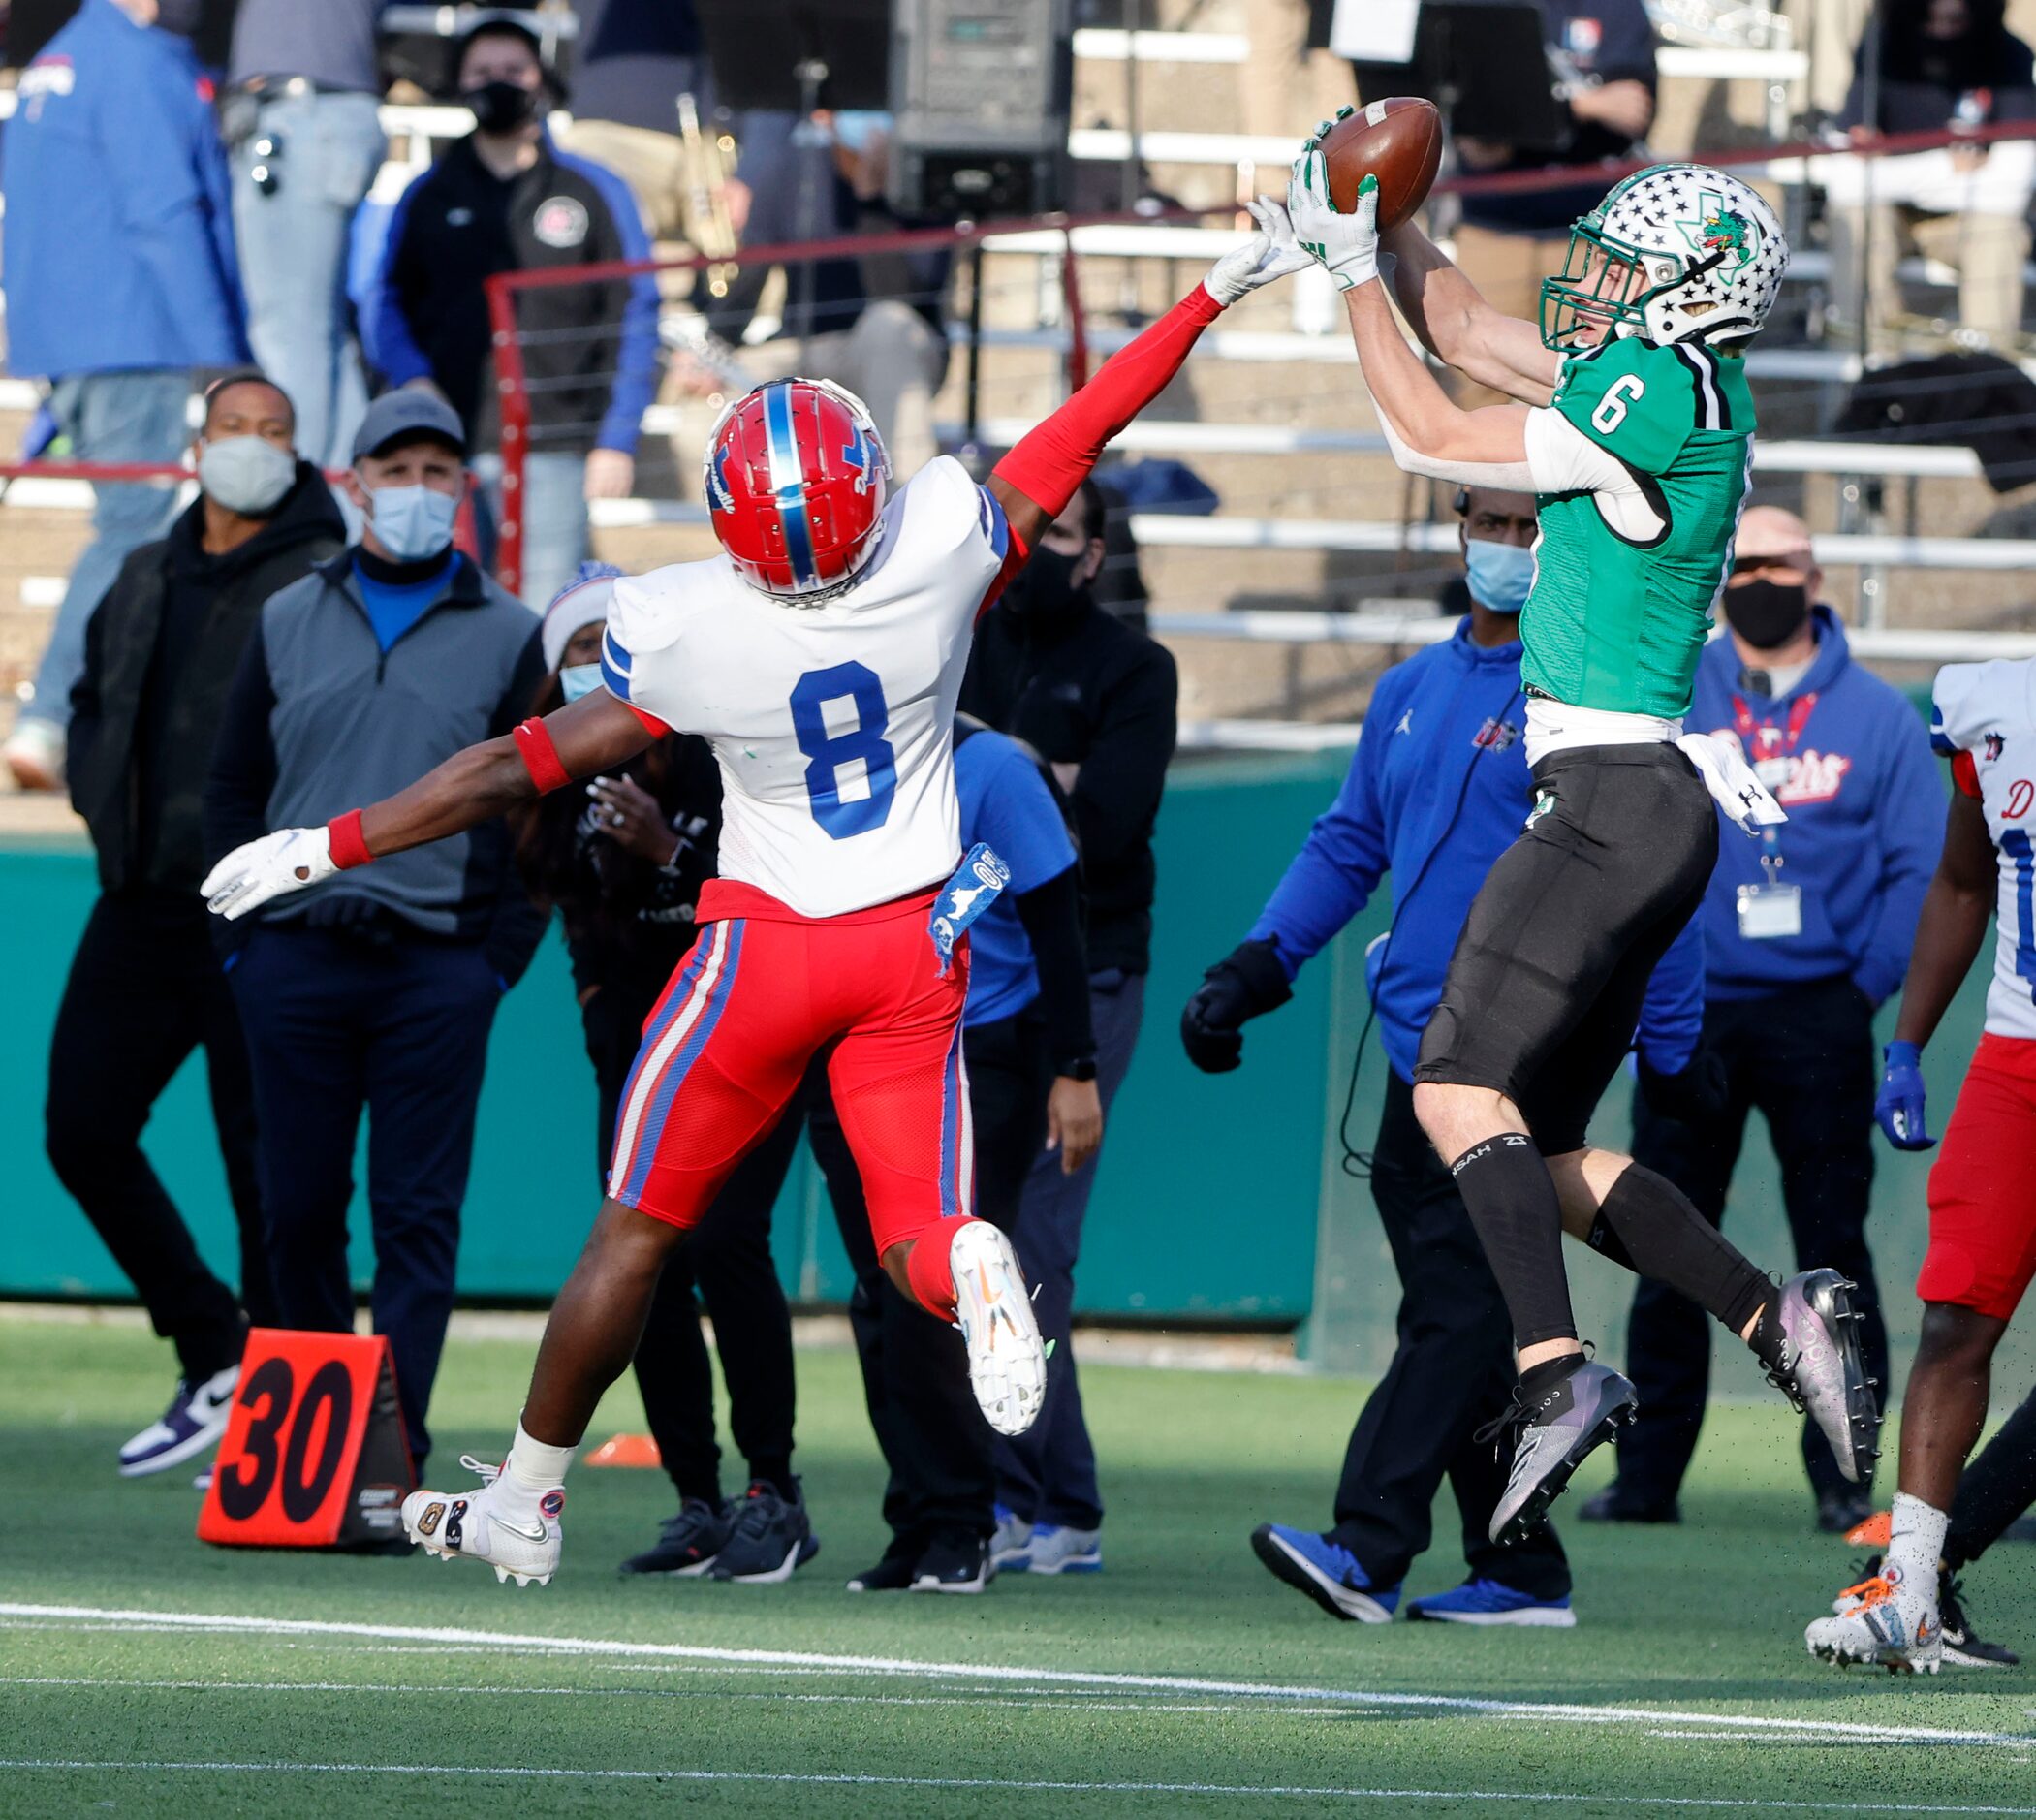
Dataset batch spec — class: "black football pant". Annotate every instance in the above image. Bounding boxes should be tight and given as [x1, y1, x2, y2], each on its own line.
[1329, 1072, 1572, 1600]
[1948, 1380, 2036, 1570]
[1617, 977, 1887, 1510]
[586, 969, 798, 1508]
[809, 1008, 1053, 1555]
[46, 889, 272, 1383]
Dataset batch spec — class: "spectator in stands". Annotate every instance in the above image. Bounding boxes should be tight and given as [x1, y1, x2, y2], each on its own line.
[1239, 0, 1358, 201]
[52, 370, 342, 1482]
[1180, 486, 1706, 1626]
[1, 0, 248, 792]
[556, 0, 708, 246]
[222, 0, 387, 471]
[363, 16, 659, 610]
[613, 714, 1099, 1593]
[510, 566, 805, 1583]
[705, 110, 951, 477]
[204, 390, 547, 1475]
[961, 478, 1175, 1579]
[1437, 0, 1659, 331]
[1824, 0, 2036, 347]
[1582, 507, 1944, 1534]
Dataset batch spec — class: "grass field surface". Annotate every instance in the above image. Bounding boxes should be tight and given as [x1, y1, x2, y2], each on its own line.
[6, 1311, 2034, 1816]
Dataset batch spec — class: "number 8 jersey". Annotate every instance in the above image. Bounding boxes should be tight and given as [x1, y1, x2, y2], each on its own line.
[601, 455, 1018, 919]
[1932, 657, 2036, 1040]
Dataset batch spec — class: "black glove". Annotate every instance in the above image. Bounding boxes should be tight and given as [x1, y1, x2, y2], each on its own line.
[1637, 1042, 1731, 1125]
[1180, 938, 1294, 1074]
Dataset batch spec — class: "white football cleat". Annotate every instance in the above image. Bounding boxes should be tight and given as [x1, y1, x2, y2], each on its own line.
[402, 1457, 563, 1587]
[1805, 1567, 1942, 1675]
[950, 1220, 1046, 1437]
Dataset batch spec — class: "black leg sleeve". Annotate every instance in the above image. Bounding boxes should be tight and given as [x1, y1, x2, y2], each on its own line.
[1947, 1381, 2036, 1568]
[1593, 1162, 1771, 1337]
[1449, 1133, 1576, 1350]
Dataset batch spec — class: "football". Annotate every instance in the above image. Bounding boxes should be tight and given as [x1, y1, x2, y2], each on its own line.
[1317, 97, 1444, 231]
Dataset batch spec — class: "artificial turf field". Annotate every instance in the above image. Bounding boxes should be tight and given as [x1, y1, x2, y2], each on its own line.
[5, 1312, 2033, 1818]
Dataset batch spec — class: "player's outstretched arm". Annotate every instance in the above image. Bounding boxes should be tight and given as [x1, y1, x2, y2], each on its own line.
[1379, 217, 1561, 406]
[1892, 789, 1995, 1051]
[987, 202, 1308, 549]
[201, 690, 656, 921]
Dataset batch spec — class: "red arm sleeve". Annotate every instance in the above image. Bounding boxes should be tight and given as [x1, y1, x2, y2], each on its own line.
[991, 282, 1223, 520]
[1952, 749, 1982, 800]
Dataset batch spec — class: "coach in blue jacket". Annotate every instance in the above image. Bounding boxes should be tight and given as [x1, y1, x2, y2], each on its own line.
[2, 0, 248, 790]
[1583, 507, 1944, 1533]
[1180, 487, 1707, 1627]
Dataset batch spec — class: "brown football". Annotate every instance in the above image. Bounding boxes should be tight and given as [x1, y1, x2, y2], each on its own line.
[1317, 97, 1444, 231]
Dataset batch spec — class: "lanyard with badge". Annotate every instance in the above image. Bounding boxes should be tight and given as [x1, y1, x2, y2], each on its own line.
[1730, 691, 1815, 939]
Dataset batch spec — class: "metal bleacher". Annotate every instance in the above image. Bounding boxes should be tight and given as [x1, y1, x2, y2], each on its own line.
[6, 13, 2036, 749]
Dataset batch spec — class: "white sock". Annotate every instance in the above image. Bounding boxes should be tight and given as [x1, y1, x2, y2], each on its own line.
[496, 1419, 574, 1522]
[1886, 1491, 1949, 1608]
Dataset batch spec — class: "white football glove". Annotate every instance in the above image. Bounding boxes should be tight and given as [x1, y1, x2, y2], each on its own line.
[1287, 141, 1382, 292]
[202, 826, 336, 921]
[1202, 197, 1315, 306]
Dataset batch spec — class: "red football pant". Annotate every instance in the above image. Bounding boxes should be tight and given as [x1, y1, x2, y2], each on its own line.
[1921, 1032, 2036, 1322]
[606, 882, 975, 1286]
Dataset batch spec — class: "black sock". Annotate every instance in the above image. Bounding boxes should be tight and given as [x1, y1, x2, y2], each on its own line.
[748, 1457, 798, 1502]
[1595, 1164, 1772, 1335]
[1519, 1352, 1584, 1399]
[1450, 1132, 1577, 1350]
[676, 1476, 725, 1509]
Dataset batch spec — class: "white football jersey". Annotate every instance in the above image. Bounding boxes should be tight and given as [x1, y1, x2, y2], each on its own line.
[1931, 657, 2036, 1040]
[601, 455, 1014, 919]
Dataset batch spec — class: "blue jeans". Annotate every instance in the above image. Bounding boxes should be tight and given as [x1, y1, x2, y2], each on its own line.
[23, 369, 192, 734]
[479, 449, 589, 611]
[995, 969, 1146, 1531]
[232, 89, 385, 469]
[229, 922, 503, 1473]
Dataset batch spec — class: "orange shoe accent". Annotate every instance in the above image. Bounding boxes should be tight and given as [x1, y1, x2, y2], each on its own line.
[1845, 1509, 1893, 1549]
[1837, 1573, 1898, 1611]
[583, 1432, 663, 1469]
[976, 1264, 1000, 1305]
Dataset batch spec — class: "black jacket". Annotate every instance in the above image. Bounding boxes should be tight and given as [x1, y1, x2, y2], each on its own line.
[959, 597, 1177, 977]
[68, 466, 345, 895]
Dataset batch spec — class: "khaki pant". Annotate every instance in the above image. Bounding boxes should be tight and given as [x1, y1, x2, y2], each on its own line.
[1826, 203, 2031, 345]
[1239, 0, 1355, 197]
[742, 301, 949, 479]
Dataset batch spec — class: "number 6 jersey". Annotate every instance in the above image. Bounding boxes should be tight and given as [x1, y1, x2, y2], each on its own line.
[1932, 657, 2036, 1041]
[601, 455, 1018, 919]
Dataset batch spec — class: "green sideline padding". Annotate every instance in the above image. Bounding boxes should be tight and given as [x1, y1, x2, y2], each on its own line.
[5, 741, 2028, 1396]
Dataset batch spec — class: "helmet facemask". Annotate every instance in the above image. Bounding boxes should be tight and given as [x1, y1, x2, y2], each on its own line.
[1540, 223, 1703, 351]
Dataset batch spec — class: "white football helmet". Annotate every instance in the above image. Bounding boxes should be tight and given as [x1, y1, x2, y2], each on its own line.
[1540, 163, 1789, 352]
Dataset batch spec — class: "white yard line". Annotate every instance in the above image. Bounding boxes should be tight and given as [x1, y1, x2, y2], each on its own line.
[0, 1760, 2030, 1812]
[3, 1601, 2029, 1751]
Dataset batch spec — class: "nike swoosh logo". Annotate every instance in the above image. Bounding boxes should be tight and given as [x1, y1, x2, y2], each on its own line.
[493, 1517, 548, 1543]
[976, 1265, 1000, 1306]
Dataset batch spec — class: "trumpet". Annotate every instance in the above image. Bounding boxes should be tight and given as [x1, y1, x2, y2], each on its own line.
[677, 92, 740, 300]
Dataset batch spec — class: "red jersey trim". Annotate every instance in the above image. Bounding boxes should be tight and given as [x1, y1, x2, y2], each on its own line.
[698, 877, 944, 927]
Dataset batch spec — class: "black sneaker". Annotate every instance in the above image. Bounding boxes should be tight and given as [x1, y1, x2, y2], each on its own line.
[911, 1530, 992, 1594]
[1941, 1570, 2020, 1668]
[847, 1549, 918, 1592]
[1577, 1484, 1679, 1524]
[1816, 1487, 1874, 1535]
[1481, 1360, 1639, 1546]
[620, 1497, 734, 1577]
[708, 1481, 819, 1584]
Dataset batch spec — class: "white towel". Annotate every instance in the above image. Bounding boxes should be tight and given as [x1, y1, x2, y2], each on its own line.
[1676, 732, 1788, 835]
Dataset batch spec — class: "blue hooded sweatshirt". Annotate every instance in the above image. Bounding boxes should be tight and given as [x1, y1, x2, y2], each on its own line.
[2, 0, 247, 379]
[1688, 606, 1943, 1004]
[1248, 615, 1704, 1083]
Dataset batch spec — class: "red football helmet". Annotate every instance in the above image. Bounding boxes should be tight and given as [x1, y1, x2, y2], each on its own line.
[704, 378, 891, 602]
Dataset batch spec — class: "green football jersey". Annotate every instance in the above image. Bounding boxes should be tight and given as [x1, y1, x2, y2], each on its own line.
[1520, 335, 1755, 719]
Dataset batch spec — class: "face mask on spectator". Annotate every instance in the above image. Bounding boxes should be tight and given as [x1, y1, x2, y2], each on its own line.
[367, 483, 459, 562]
[463, 79, 541, 134]
[1002, 545, 1088, 623]
[1724, 577, 1811, 650]
[1462, 537, 1536, 615]
[559, 663, 603, 705]
[831, 110, 893, 153]
[198, 436, 296, 518]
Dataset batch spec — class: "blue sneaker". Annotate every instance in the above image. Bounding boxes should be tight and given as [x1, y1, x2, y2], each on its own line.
[1406, 1577, 1577, 1628]
[1250, 1523, 1399, 1622]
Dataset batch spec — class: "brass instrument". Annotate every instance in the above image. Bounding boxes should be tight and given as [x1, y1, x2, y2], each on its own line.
[677, 93, 740, 300]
